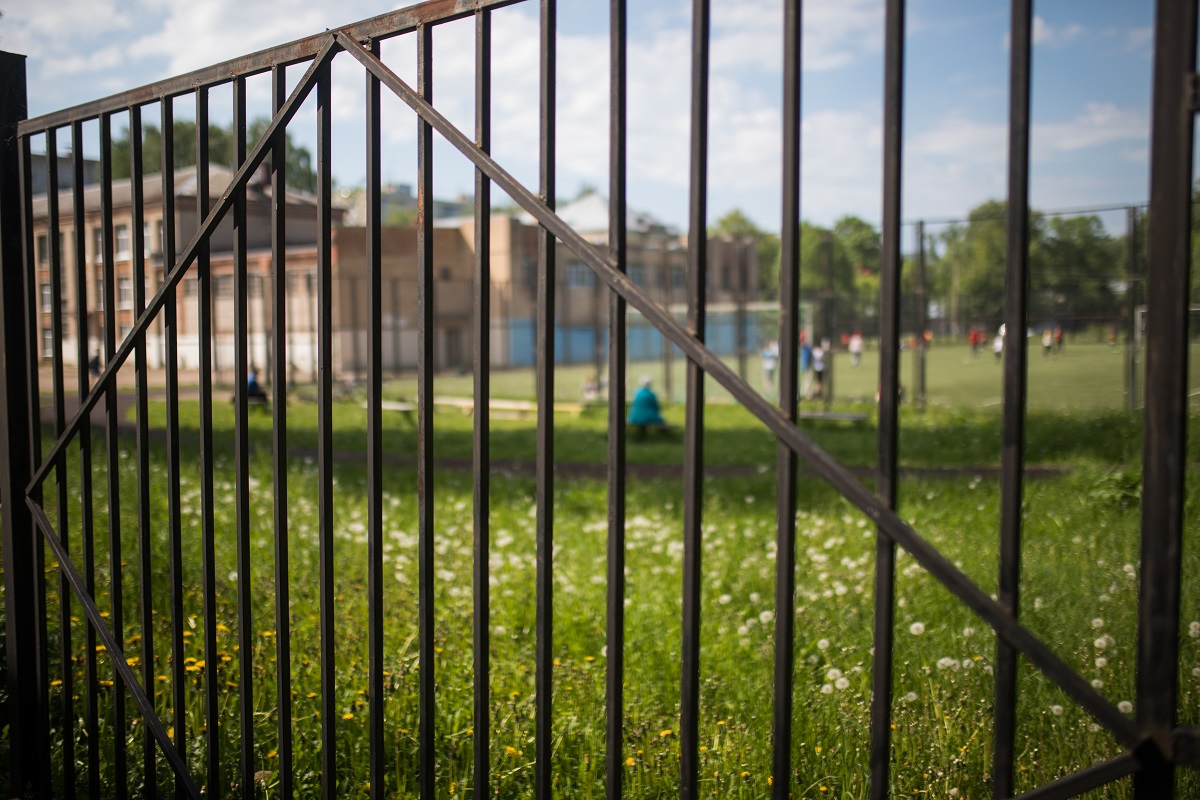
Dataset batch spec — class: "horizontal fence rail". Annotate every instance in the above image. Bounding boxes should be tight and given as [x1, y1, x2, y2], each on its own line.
[1, 0, 1197, 798]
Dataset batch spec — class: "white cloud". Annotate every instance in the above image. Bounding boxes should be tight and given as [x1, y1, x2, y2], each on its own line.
[711, 0, 882, 73]
[1003, 15, 1086, 50]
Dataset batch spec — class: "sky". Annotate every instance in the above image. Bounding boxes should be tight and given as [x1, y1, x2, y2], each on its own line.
[1, 0, 1162, 239]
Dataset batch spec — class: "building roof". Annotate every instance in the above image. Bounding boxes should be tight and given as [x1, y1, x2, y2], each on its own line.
[30, 163, 325, 221]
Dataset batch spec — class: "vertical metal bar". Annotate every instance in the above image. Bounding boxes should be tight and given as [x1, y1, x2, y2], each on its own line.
[160, 98, 188, 800]
[99, 109, 130, 800]
[680, 3, 710, 798]
[195, 86, 221, 800]
[316, 55, 338, 800]
[1125, 207, 1140, 412]
[416, 24, 436, 800]
[772, 1, 801, 795]
[231, 75, 256, 796]
[914, 220, 927, 408]
[606, 1, 627, 797]
[472, 12, 493, 799]
[535, 1, 557, 795]
[870, 3, 904, 782]
[72, 118, 101, 800]
[993, 1, 1033, 794]
[0, 52, 45, 798]
[366, 36, 386, 800]
[1134, 1, 1196, 795]
[46, 124, 78, 800]
[130, 102, 158, 800]
[269, 62, 295, 800]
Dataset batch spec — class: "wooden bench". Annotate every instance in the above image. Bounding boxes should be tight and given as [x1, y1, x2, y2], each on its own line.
[432, 396, 585, 420]
[796, 410, 868, 423]
[370, 399, 417, 424]
[630, 421, 676, 440]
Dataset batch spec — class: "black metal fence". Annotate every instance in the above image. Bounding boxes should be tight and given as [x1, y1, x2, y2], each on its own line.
[1, 0, 1196, 798]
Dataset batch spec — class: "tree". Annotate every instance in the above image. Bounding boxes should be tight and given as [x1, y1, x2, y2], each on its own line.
[1036, 215, 1121, 318]
[709, 209, 781, 299]
[111, 118, 317, 194]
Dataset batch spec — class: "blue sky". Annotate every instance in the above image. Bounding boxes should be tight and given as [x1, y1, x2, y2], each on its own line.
[2, 1, 1159, 235]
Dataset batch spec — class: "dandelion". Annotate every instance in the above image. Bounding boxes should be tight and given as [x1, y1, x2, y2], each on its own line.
[1050, 705, 1063, 716]
[904, 692, 918, 703]
[949, 789, 960, 797]
[909, 622, 925, 635]
[740, 771, 750, 780]
[505, 746, 519, 757]
[820, 684, 833, 694]
[342, 712, 354, 720]
[759, 610, 774, 625]
[1092, 618, 1104, 629]
[962, 627, 975, 638]
[1118, 700, 1133, 714]
[625, 757, 635, 766]
[1189, 621, 1200, 638]
[1094, 637, 1108, 650]
[817, 638, 830, 650]
[1092, 679, 1104, 689]
[835, 677, 850, 690]
[1192, 667, 1200, 678]
[660, 729, 673, 737]
[826, 668, 843, 681]
[718, 594, 732, 605]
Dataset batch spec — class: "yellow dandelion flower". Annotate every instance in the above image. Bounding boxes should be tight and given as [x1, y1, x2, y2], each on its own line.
[815, 746, 823, 753]
[342, 712, 354, 720]
[625, 757, 635, 766]
[659, 729, 673, 738]
[50, 679, 62, 687]
[505, 746, 518, 757]
[217, 624, 231, 633]
[584, 656, 595, 662]
[740, 771, 750, 780]
[267, 750, 277, 759]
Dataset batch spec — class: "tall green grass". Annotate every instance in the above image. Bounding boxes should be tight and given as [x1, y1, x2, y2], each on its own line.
[19, 403, 1199, 797]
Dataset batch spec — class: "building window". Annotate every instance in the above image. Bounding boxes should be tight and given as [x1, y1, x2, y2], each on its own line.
[215, 276, 234, 297]
[37, 234, 49, 265]
[567, 261, 594, 289]
[628, 262, 645, 286]
[42, 327, 54, 358]
[438, 266, 452, 282]
[95, 273, 105, 304]
[118, 277, 133, 309]
[522, 258, 536, 288]
[184, 278, 198, 297]
[40, 283, 52, 313]
[670, 265, 685, 291]
[114, 225, 131, 259]
[249, 275, 264, 297]
[92, 228, 104, 263]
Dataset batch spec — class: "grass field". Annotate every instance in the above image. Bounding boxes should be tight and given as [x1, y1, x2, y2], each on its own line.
[10, 338, 1200, 798]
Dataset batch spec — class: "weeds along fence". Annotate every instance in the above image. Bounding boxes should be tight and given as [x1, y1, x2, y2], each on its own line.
[1, 0, 1197, 798]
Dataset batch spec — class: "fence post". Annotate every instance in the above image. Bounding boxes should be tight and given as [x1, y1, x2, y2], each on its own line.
[0, 49, 47, 797]
[1135, 0, 1195, 795]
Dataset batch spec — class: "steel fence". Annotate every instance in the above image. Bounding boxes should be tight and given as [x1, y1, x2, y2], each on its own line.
[0, 0, 1196, 798]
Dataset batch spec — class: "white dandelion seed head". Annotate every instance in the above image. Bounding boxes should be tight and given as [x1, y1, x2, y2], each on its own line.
[826, 668, 843, 681]
[749, 592, 760, 603]
[948, 789, 960, 798]
[835, 677, 850, 690]
[718, 594, 732, 605]
[962, 627, 975, 638]
[1094, 637, 1108, 650]
[1192, 666, 1200, 678]
[904, 691, 918, 703]
[1118, 700, 1133, 714]
[1189, 621, 1200, 638]
[1034, 597, 1044, 611]
[821, 683, 834, 694]
[759, 610, 774, 625]
[1092, 618, 1104, 629]
[1092, 679, 1104, 689]
[909, 622, 925, 636]
[962, 659, 974, 670]
[817, 638, 830, 650]
[1050, 705, 1063, 716]
[1095, 657, 1108, 669]
[737, 626, 749, 636]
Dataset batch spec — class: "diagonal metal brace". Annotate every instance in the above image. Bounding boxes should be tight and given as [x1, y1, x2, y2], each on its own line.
[27, 500, 203, 800]
[334, 30, 1148, 753]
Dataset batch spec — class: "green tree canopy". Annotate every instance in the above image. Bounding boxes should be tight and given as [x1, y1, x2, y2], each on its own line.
[709, 209, 781, 298]
[111, 118, 317, 194]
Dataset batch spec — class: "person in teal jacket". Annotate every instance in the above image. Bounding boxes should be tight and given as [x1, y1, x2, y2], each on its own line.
[628, 376, 665, 428]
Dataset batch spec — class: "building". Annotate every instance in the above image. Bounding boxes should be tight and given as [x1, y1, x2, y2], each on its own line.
[31, 173, 759, 381]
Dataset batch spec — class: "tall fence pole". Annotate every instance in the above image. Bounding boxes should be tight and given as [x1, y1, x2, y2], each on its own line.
[1125, 206, 1140, 412]
[0, 49, 47, 798]
[1134, 0, 1195, 795]
[914, 220, 927, 408]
